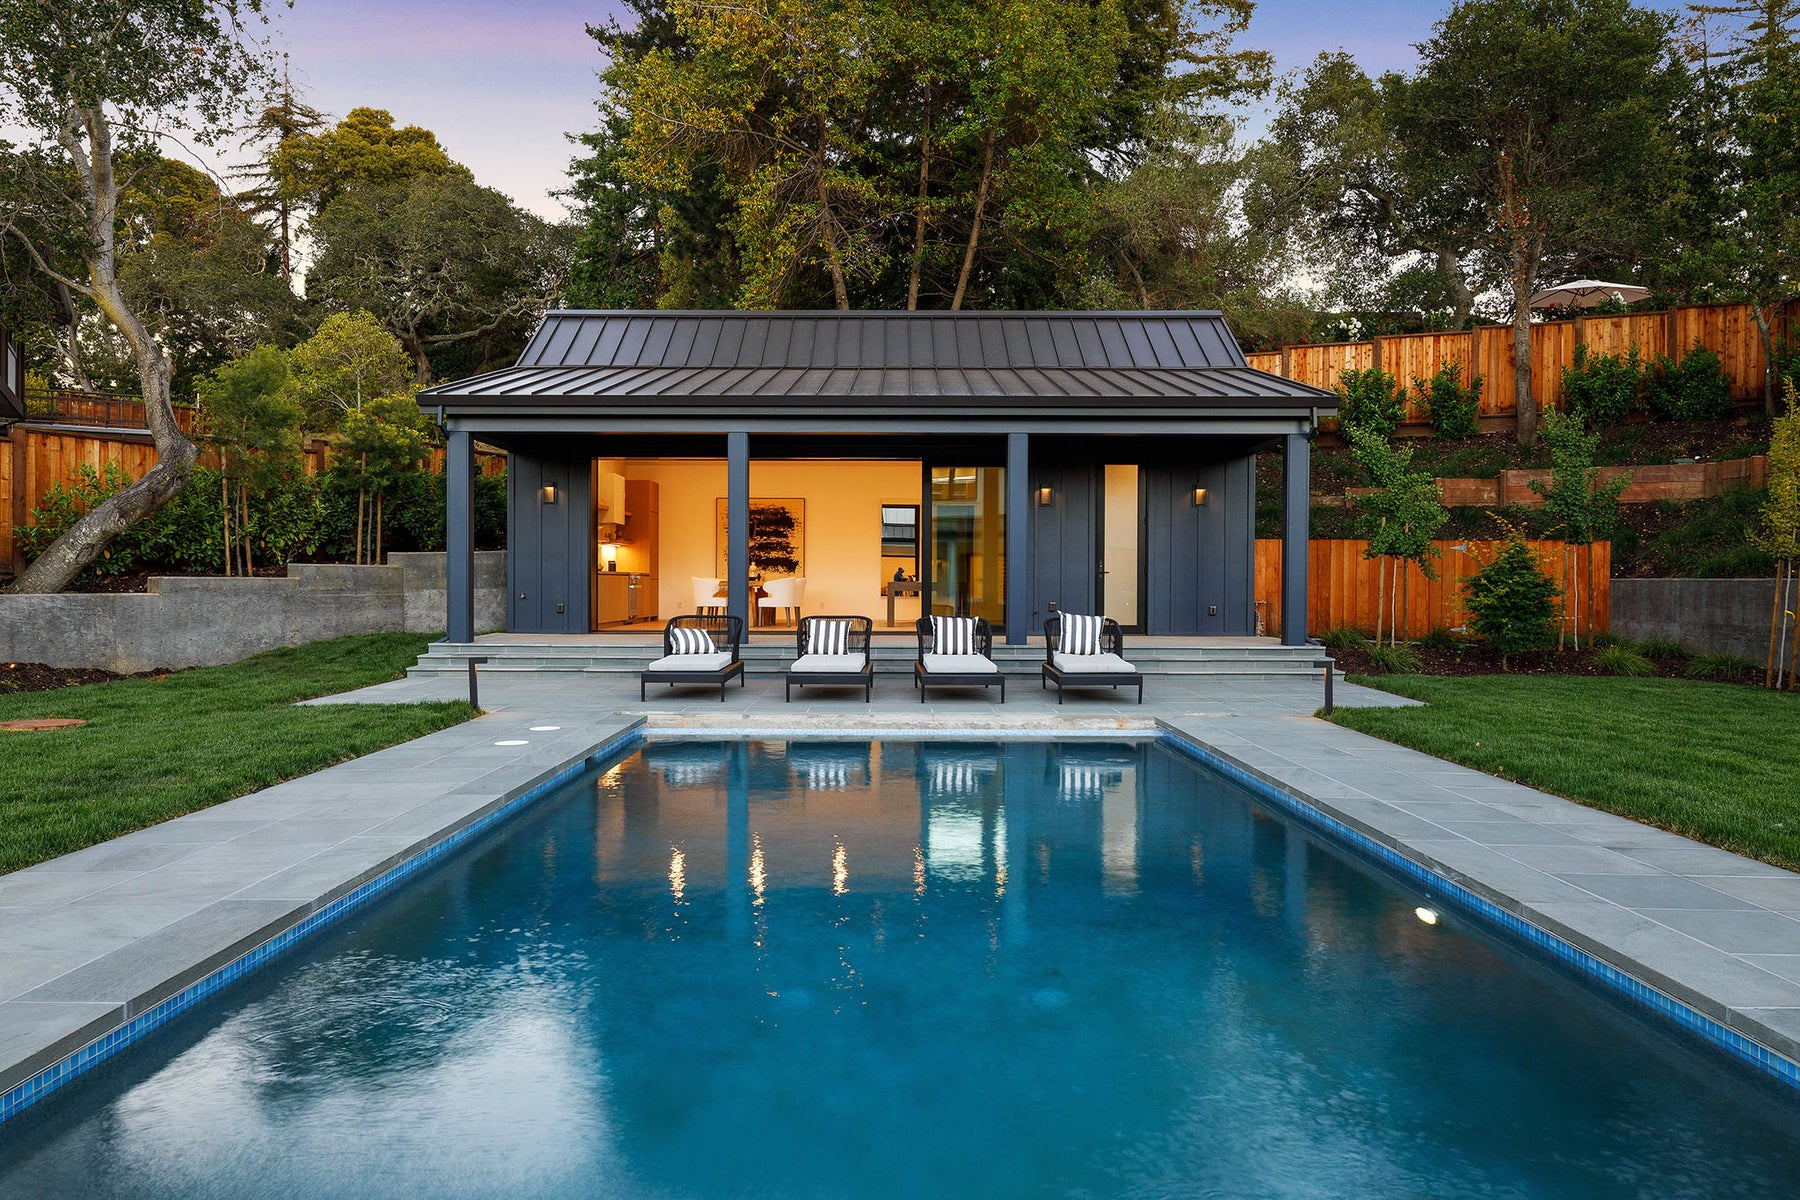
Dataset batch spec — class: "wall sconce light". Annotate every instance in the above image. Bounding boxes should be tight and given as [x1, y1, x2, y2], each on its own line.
[1191, 486, 1209, 506]
[1036, 485, 1054, 507]
[540, 484, 558, 505]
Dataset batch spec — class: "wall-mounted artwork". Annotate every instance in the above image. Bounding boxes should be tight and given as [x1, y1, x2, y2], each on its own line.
[716, 498, 805, 578]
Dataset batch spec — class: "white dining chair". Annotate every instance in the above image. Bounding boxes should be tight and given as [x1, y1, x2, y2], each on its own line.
[692, 576, 724, 615]
[757, 576, 806, 627]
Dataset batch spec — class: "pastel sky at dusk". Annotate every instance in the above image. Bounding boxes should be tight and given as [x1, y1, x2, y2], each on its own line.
[268, 0, 1454, 219]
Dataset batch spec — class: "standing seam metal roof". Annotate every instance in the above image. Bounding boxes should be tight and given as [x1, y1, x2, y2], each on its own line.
[417, 311, 1339, 411]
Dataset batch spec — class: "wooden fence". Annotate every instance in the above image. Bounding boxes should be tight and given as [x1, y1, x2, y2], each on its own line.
[3, 423, 505, 573]
[1254, 538, 1610, 641]
[1244, 299, 1799, 425]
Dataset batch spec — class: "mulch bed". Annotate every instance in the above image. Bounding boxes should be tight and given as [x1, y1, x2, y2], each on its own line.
[0, 662, 151, 695]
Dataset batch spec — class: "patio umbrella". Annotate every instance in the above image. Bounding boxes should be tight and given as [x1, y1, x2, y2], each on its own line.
[1527, 279, 1651, 310]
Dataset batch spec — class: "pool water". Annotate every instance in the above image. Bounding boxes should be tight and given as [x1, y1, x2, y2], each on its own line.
[4, 739, 1800, 1198]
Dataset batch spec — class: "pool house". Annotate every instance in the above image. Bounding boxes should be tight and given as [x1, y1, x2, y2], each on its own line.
[419, 311, 1336, 648]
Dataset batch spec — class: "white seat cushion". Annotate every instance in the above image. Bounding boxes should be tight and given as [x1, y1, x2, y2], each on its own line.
[789, 653, 868, 674]
[646, 652, 734, 673]
[921, 653, 998, 674]
[1052, 651, 1137, 674]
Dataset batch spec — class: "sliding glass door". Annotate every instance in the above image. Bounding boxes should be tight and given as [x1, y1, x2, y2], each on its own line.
[927, 466, 1005, 625]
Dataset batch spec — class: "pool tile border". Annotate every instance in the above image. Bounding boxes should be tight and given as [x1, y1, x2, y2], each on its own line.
[0, 725, 649, 1128]
[1156, 726, 1800, 1092]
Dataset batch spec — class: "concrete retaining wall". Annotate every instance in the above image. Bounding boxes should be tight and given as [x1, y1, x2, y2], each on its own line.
[0, 552, 505, 673]
[1611, 577, 1785, 662]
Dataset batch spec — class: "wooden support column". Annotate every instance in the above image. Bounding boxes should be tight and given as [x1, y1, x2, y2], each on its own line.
[445, 428, 476, 643]
[728, 431, 750, 630]
[1281, 430, 1310, 647]
[1005, 432, 1030, 646]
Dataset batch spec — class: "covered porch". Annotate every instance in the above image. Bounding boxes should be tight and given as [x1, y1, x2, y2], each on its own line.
[421, 311, 1337, 651]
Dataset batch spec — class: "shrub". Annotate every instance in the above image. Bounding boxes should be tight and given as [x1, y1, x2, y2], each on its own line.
[1646, 343, 1732, 421]
[1419, 624, 1463, 653]
[1684, 653, 1757, 681]
[1336, 367, 1406, 439]
[1318, 627, 1371, 650]
[1560, 343, 1642, 424]
[13, 463, 140, 578]
[1464, 537, 1560, 666]
[1412, 362, 1483, 440]
[1590, 631, 1627, 649]
[1365, 643, 1424, 674]
[1636, 636, 1690, 660]
[1594, 644, 1655, 676]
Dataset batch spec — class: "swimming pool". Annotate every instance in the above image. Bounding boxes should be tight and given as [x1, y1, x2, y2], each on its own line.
[3, 738, 1798, 1197]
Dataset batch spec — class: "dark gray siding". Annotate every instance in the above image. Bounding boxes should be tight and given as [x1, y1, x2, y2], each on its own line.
[1142, 456, 1255, 635]
[506, 454, 592, 633]
[1029, 464, 1099, 630]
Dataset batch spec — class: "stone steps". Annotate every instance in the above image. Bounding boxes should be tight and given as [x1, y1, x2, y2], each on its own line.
[409, 641, 1325, 678]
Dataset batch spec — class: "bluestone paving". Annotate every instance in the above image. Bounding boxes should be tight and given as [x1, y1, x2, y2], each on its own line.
[5, 660, 1800, 1113]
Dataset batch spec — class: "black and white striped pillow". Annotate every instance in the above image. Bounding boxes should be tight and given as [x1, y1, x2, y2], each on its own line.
[1061, 613, 1105, 655]
[932, 616, 978, 655]
[809, 619, 852, 656]
[669, 626, 714, 655]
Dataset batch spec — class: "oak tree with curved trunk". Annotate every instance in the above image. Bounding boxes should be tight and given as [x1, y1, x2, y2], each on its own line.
[0, 0, 277, 594]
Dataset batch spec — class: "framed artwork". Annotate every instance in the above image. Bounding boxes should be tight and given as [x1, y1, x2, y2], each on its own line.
[716, 498, 805, 578]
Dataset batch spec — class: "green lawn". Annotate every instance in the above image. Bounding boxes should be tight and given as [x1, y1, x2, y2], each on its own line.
[0, 634, 471, 875]
[1331, 674, 1800, 870]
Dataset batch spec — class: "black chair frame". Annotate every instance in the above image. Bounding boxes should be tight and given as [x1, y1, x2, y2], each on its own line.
[913, 616, 1005, 702]
[785, 615, 874, 702]
[1041, 615, 1143, 704]
[641, 614, 746, 702]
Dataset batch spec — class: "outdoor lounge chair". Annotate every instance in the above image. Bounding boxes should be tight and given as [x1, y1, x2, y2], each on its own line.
[785, 615, 874, 702]
[641, 614, 745, 701]
[914, 615, 1004, 702]
[1041, 614, 1143, 704]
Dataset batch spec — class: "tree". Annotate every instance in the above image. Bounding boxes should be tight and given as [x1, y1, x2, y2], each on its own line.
[286, 311, 415, 431]
[196, 346, 303, 576]
[1529, 409, 1630, 649]
[579, 0, 1273, 310]
[232, 61, 326, 282]
[1346, 422, 1448, 645]
[1392, 0, 1686, 445]
[336, 391, 433, 564]
[1716, 0, 1800, 411]
[1753, 380, 1800, 686]
[274, 107, 469, 216]
[1465, 532, 1561, 667]
[308, 173, 571, 382]
[1262, 53, 1482, 329]
[0, 0, 278, 594]
[1087, 107, 1311, 342]
[115, 156, 306, 395]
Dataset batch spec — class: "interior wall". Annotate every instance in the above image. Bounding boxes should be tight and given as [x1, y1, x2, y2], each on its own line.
[621, 458, 922, 624]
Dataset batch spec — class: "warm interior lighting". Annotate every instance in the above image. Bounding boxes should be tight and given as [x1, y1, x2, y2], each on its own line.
[1036, 485, 1054, 507]
[540, 483, 558, 505]
[600, 542, 618, 568]
[1191, 486, 1208, 506]
[1415, 906, 1438, 925]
